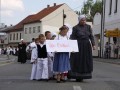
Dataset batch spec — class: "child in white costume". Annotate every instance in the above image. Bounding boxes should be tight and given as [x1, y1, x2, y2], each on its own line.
[30, 38, 39, 80]
[47, 52, 54, 78]
[35, 34, 49, 81]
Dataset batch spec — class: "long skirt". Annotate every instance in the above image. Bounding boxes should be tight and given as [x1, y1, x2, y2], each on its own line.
[68, 40, 93, 79]
[53, 52, 70, 73]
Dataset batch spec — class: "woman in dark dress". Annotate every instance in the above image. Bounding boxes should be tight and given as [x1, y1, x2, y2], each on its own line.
[68, 15, 96, 82]
[18, 39, 27, 64]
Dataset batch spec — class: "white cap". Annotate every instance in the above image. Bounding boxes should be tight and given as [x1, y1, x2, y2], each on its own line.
[21, 39, 24, 41]
[78, 15, 86, 22]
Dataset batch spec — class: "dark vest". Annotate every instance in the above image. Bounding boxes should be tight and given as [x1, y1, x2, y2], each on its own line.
[37, 44, 47, 58]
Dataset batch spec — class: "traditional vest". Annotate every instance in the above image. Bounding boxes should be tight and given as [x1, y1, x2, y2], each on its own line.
[37, 44, 47, 58]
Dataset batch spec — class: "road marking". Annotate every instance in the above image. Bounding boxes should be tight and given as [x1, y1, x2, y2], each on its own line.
[0, 62, 14, 67]
[73, 86, 82, 90]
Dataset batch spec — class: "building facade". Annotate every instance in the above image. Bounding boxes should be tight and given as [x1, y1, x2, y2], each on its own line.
[93, 0, 120, 58]
[1, 3, 78, 46]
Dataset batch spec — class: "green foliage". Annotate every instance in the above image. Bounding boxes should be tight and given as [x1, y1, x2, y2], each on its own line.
[81, 0, 102, 22]
[91, 0, 102, 19]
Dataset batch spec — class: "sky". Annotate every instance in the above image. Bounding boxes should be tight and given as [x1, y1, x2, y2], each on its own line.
[0, 0, 93, 26]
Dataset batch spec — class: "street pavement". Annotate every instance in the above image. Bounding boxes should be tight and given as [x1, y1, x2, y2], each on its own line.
[0, 55, 17, 67]
[94, 58, 120, 65]
[0, 56, 120, 90]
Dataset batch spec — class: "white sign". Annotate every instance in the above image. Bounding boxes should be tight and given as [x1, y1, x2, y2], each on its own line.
[46, 40, 79, 52]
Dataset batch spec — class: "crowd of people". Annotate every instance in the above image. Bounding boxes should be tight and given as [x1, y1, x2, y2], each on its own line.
[17, 15, 95, 83]
[0, 46, 18, 56]
[104, 42, 120, 59]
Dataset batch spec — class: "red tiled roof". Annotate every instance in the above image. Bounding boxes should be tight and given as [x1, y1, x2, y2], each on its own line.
[10, 4, 63, 32]
[24, 4, 63, 24]
[14, 15, 34, 30]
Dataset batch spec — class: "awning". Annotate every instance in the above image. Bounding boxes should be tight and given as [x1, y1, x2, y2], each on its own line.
[104, 28, 120, 37]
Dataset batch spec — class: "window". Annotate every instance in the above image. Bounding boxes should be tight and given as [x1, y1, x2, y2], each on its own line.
[20, 33, 21, 40]
[10, 34, 12, 41]
[16, 33, 18, 40]
[29, 27, 31, 34]
[33, 27, 36, 33]
[114, 0, 118, 13]
[13, 33, 15, 40]
[25, 28, 27, 34]
[38, 26, 41, 33]
[109, 0, 112, 15]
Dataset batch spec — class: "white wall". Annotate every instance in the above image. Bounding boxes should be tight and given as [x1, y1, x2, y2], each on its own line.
[24, 22, 41, 42]
[105, 0, 120, 23]
[42, 25, 59, 34]
[8, 31, 23, 43]
[93, 13, 101, 35]
[42, 4, 78, 28]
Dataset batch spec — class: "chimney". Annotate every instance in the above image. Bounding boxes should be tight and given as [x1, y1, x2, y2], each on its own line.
[54, 3, 56, 6]
[47, 5, 50, 8]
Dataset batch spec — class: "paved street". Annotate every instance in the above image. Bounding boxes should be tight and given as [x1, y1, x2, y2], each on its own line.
[0, 57, 120, 90]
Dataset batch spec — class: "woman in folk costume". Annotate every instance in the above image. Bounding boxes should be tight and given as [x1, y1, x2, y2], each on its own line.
[35, 34, 49, 81]
[68, 15, 95, 82]
[53, 25, 71, 83]
[30, 38, 39, 80]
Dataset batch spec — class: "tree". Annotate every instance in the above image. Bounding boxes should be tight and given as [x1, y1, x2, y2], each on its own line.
[81, 0, 94, 15]
[91, 0, 102, 20]
[81, 0, 102, 22]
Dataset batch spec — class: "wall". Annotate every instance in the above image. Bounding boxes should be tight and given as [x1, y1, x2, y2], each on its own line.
[24, 22, 41, 42]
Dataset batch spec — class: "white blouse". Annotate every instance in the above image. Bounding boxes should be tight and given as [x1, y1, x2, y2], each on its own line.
[55, 34, 69, 40]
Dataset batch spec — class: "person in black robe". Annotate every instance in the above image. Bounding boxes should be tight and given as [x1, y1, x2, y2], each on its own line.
[68, 15, 96, 82]
[18, 39, 27, 64]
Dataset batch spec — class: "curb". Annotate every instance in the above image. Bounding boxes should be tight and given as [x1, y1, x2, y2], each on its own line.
[94, 60, 120, 65]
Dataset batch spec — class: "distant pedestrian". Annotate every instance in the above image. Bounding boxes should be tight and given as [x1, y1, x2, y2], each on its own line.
[18, 39, 27, 64]
[113, 43, 119, 59]
[104, 42, 111, 59]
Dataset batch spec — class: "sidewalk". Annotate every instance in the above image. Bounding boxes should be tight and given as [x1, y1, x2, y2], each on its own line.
[0, 55, 17, 63]
[94, 58, 120, 65]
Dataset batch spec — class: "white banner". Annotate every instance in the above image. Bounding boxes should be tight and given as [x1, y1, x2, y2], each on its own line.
[46, 40, 79, 52]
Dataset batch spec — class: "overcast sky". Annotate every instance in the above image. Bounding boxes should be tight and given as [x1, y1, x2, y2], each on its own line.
[0, 0, 95, 25]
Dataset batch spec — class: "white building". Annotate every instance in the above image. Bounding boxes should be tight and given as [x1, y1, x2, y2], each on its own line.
[0, 26, 14, 47]
[93, 0, 120, 57]
[3, 3, 78, 45]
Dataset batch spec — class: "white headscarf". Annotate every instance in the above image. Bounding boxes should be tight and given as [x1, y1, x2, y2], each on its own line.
[78, 15, 86, 22]
[21, 39, 24, 41]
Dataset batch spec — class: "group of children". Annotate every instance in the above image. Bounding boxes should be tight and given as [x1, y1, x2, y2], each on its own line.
[30, 25, 71, 83]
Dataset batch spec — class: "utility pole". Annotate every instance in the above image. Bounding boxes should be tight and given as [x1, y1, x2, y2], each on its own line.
[100, 0, 106, 58]
[63, 9, 66, 26]
[63, 9, 65, 25]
